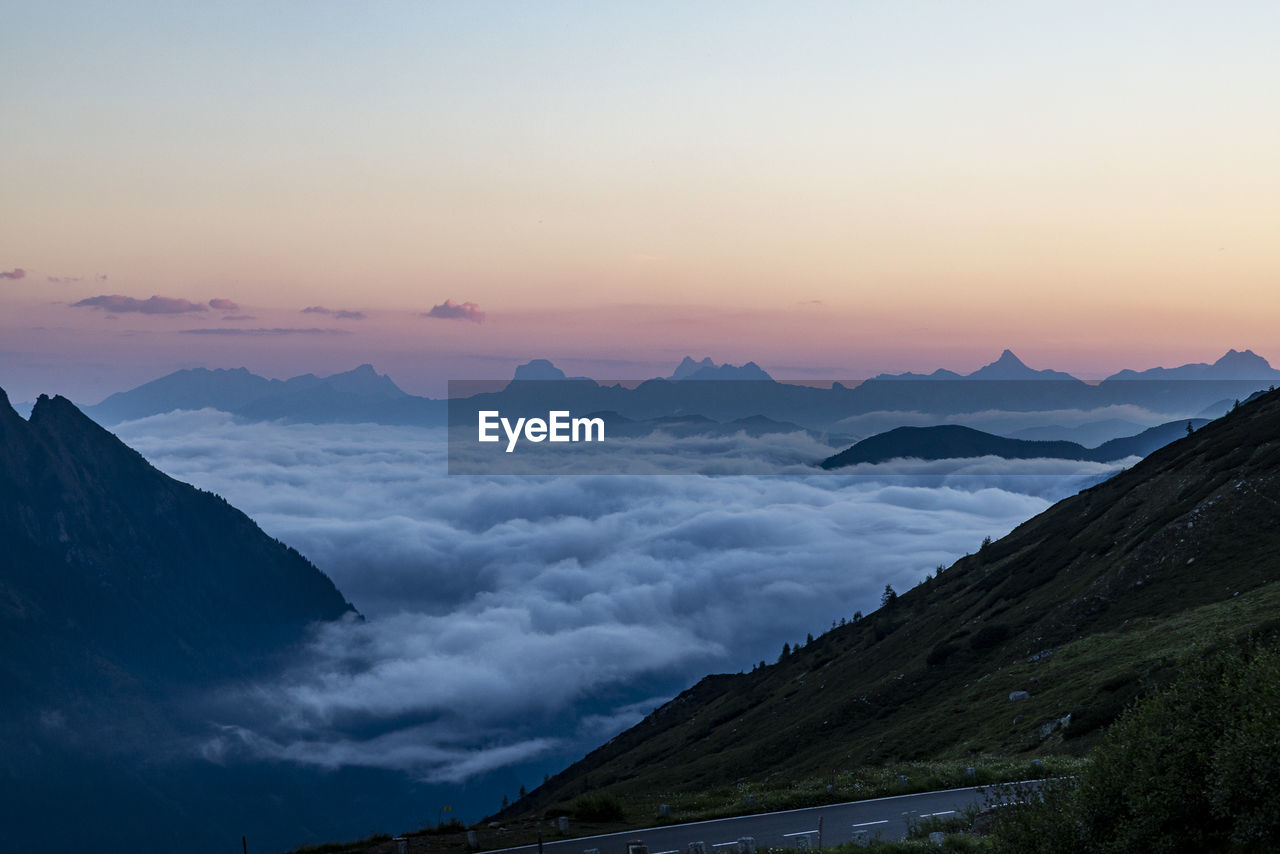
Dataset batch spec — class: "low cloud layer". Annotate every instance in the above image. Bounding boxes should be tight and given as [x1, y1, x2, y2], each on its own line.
[115, 413, 1122, 784]
[1, 268, 25, 280]
[424, 299, 485, 324]
[209, 298, 240, 311]
[73, 294, 207, 314]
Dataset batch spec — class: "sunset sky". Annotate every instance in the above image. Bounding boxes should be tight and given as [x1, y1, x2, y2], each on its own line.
[2, 1, 1278, 402]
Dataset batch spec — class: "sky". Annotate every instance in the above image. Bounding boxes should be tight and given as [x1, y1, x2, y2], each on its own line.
[3, 1, 1279, 401]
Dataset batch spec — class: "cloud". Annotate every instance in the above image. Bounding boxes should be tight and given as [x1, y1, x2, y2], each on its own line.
[209, 298, 240, 311]
[221, 314, 256, 321]
[179, 327, 351, 336]
[113, 413, 1121, 784]
[47, 275, 82, 284]
[302, 305, 366, 320]
[423, 299, 485, 324]
[72, 294, 208, 314]
[200, 723, 559, 783]
[2, 268, 27, 280]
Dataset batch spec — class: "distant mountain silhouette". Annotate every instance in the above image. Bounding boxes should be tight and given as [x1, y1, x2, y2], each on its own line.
[512, 358, 596, 381]
[86, 364, 445, 426]
[82, 349, 1280, 434]
[1008, 418, 1150, 446]
[668, 357, 774, 381]
[872, 349, 1082, 383]
[680, 360, 774, 381]
[966, 349, 1081, 382]
[670, 356, 716, 379]
[820, 419, 1210, 469]
[581, 410, 828, 441]
[1104, 348, 1280, 381]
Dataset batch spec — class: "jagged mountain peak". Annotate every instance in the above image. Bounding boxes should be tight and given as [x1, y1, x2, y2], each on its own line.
[671, 356, 716, 380]
[1215, 348, 1270, 368]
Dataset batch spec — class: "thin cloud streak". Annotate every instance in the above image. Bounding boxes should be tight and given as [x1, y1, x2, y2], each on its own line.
[178, 327, 351, 336]
[73, 294, 209, 314]
[302, 305, 367, 320]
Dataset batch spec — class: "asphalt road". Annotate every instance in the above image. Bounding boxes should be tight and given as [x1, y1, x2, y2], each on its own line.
[484, 783, 1023, 854]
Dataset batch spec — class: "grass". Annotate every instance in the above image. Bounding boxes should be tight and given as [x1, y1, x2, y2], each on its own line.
[625, 756, 1085, 826]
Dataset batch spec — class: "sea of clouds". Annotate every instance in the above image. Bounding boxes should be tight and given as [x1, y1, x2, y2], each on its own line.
[114, 411, 1130, 786]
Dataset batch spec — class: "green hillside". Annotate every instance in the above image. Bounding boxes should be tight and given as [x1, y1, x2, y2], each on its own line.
[514, 387, 1280, 818]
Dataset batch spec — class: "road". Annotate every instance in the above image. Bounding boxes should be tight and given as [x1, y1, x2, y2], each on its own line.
[484, 783, 1024, 854]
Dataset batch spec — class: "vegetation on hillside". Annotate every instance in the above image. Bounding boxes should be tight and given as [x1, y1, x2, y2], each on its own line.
[990, 638, 1280, 853]
[501, 389, 1280, 835]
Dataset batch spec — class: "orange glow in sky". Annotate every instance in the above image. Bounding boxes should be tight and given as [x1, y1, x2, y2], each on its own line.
[2, 2, 1278, 401]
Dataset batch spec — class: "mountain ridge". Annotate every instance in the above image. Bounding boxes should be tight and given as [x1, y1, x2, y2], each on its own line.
[819, 419, 1210, 468]
[509, 387, 1280, 818]
[76, 349, 1280, 432]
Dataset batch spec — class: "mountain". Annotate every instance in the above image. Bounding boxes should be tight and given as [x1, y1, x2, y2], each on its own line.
[0, 387, 354, 692]
[514, 359, 567, 380]
[1008, 419, 1151, 446]
[85, 364, 445, 427]
[966, 349, 1081, 382]
[681, 360, 774, 381]
[669, 357, 775, 382]
[872, 350, 1082, 383]
[86, 366, 278, 422]
[1104, 348, 1280, 382]
[0, 387, 441, 853]
[670, 356, 716, 380]
[820, 425, 1090, 468]
[284, 362, 406, 397]
[512, 388, 1280, 818]
[819, 419, 1210, 468]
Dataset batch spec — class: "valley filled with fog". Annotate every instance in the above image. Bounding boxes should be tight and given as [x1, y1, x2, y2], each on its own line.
[114, 411, 1130, 792]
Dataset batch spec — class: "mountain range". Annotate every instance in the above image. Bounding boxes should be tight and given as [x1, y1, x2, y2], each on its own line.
[871, 349, 1083, 382]
[79, 351, 1280, 437]
[86, 363, 446, 426]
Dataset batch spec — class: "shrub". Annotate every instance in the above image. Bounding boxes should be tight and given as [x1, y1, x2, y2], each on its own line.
[990, 640, 1280, 852]
[572, 793, 625, 822]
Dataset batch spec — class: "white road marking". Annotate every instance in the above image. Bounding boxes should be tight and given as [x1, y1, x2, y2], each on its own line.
[851, 820, 888, 828]
[483, 780, 1051, 854]
[925, 810, 955, 817]
[781, 831, 818, 837]
[711, 843, 738, 848]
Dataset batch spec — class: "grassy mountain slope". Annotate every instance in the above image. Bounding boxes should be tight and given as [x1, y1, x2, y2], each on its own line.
[517, 388, 1280, 815]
